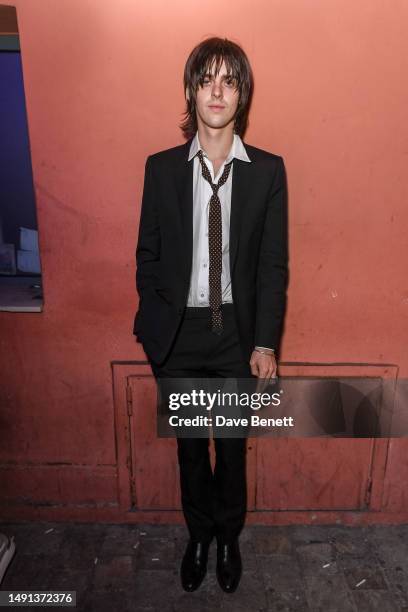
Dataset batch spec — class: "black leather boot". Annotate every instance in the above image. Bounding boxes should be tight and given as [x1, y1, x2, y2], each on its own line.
[216, 538, 242, 593]
[180, 539, 211, 592]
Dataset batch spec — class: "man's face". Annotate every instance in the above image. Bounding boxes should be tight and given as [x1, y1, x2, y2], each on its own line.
[192, 59, 240, 132]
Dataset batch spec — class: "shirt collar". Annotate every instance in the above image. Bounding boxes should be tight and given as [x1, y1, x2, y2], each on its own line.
[188, 131, 251, 163]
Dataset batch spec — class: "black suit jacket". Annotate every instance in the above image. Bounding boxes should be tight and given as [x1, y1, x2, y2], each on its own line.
[133, 136, 288, 366]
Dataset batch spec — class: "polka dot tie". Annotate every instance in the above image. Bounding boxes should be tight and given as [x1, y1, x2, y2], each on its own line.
[196, 149, 233, 334]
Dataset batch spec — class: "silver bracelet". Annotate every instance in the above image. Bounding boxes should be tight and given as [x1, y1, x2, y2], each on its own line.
[254, 347, 275, 355]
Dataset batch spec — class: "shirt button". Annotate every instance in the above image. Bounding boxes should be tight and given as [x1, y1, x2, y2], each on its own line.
[200, 293, 204, 297]
[203, 263, 207, 268]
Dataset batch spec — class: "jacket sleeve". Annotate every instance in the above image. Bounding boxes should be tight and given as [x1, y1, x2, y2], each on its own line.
[255, 156, 289, 352]
[135, 155, 161, 295]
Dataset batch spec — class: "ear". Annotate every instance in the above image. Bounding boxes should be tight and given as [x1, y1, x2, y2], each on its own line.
[185, 87, 190, 101]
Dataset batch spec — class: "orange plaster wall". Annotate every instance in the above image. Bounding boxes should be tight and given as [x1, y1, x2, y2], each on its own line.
[1, 0, 407, 513]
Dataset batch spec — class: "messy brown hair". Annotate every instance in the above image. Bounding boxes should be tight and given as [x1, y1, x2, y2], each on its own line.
[180, 37, 254, 140]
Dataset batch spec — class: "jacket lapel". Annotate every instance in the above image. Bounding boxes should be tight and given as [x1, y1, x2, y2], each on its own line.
[229, 155, 252, 273]
[175, 140, 194, 279]
[175, 138, 253, 279]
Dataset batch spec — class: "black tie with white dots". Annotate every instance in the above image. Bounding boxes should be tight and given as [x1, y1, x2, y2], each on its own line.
[196, 149, 233, 334]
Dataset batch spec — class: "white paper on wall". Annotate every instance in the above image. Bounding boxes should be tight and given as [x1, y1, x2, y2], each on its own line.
[17, 249, 40, 274]
[19, 227, 39, 253]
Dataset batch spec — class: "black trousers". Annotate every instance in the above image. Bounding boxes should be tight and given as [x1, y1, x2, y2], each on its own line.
[149, 303, 254, 544]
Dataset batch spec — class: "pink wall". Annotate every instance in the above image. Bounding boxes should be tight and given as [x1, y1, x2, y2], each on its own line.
[1, 0, 407, 516]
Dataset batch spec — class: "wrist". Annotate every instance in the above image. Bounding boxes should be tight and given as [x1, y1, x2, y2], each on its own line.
[254, 346, 275, 356]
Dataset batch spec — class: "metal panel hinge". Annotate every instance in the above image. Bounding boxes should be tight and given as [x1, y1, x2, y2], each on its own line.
[364, 476, 373, 507]
[126, 384, 133, 416]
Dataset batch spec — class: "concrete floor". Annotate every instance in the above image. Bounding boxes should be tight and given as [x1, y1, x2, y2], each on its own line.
[1, 521, 408, 611]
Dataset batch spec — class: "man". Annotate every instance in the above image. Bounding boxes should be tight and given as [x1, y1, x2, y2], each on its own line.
[133, 37, 288, 593]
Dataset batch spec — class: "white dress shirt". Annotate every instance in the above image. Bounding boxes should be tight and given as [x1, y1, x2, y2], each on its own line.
[186, 131, 251, 307]
[185, 131, 275, 355]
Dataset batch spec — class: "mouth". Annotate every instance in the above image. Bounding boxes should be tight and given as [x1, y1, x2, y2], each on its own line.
[208, 105, 225, 113]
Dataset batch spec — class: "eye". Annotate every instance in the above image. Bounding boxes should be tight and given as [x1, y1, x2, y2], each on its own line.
[224, 77, 237, 87]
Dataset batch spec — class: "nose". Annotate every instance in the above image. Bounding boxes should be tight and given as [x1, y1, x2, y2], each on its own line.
[211, 80, 222, 99]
